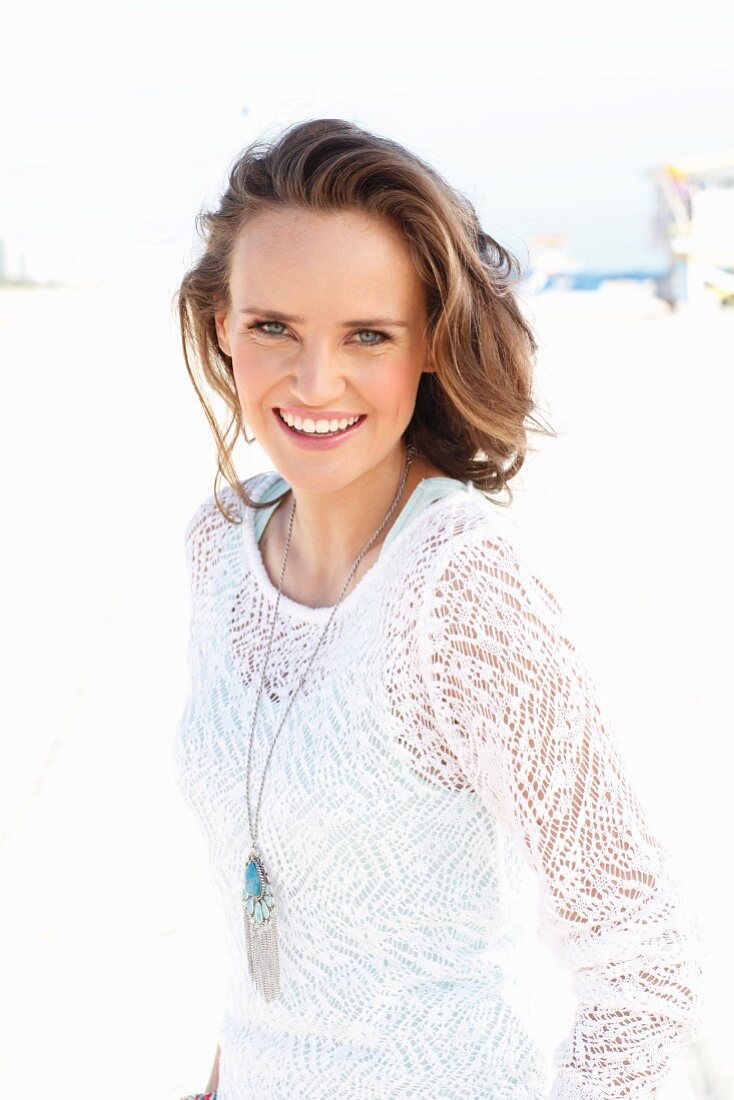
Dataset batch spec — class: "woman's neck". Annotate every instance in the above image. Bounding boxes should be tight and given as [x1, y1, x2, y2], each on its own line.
[260, 449, 445, 607]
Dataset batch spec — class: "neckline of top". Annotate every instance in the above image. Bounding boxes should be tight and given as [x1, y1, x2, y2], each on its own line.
[238, 470, 470, 623]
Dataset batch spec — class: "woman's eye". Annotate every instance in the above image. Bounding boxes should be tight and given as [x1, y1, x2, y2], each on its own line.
[355, 329, 389, 346]
[245, 321, 390, 345]
[253, 321, 287, 336]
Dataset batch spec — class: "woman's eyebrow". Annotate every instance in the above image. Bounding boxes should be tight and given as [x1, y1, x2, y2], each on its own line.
[238, 307, 408, 327]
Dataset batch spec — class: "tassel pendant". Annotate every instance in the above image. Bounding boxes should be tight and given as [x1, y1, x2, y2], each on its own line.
[242, 848, 281, 1002]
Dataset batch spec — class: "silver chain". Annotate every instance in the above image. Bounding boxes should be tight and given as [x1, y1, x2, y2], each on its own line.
[245, 442, 418, 850]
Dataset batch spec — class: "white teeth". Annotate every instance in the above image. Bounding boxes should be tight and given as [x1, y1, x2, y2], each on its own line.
[278, 410, 361, 435]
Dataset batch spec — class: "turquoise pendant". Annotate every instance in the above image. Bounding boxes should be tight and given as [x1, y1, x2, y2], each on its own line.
[242, 848, 280, 1001]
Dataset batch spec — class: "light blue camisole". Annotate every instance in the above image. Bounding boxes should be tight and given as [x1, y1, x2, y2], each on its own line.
[252, 473, 472, 549]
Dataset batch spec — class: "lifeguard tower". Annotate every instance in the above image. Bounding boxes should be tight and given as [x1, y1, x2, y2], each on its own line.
[651, 153, 734, 309]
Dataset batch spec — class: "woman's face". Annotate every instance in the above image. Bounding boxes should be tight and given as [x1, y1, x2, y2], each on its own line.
[214, 205, 433, 490]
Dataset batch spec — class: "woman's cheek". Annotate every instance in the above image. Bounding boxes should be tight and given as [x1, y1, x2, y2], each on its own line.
[232, 351, 270, 400]
[371, 355, 422, 412]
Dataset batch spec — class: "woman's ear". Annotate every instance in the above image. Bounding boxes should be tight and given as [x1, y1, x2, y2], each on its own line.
[214, 306, 232, 357]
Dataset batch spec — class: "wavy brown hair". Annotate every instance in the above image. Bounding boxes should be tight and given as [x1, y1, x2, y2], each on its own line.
[174, 117, 554, 521]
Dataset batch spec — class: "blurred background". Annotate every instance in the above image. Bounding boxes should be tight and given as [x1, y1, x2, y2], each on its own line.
[1, 1, 732, 1097]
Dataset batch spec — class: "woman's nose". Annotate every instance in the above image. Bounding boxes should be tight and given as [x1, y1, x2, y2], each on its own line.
[288, 345, 347, 405]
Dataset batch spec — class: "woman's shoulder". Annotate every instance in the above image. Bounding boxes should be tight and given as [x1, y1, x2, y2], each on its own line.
[183, 471, 279, 547]
[391, 482, 548, 617]
[415, 481, 528, 565]
[183, 486, 236, 552]
[418, 488, 570, 629]
[182, 474, 282, 603]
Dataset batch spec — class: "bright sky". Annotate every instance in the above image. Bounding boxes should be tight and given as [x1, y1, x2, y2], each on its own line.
[2, 0, 733, 281]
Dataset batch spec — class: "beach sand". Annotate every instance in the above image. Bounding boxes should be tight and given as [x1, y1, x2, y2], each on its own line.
[0, 275, 731, 1098]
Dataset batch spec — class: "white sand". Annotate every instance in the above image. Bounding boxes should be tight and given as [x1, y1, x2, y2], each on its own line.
[0, 274, 731, 1098]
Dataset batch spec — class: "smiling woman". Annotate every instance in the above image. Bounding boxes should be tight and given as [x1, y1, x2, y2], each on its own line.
[175, 118, 547, 522]
[206, 201, 451, 589]
[171, 119, 705, 1100]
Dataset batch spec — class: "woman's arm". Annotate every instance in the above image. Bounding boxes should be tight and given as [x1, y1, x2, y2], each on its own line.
[420, 527, 707, 1098]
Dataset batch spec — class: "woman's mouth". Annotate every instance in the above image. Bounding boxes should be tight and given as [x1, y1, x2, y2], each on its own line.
[273, 408, 367, 450]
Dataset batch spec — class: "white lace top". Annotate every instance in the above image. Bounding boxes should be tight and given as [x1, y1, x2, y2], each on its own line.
[173, 470, 705, 1100]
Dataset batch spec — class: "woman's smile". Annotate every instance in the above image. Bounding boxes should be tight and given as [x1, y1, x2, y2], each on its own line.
[273, 406, 367, 449]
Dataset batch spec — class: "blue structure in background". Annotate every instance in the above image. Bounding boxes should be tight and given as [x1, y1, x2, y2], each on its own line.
[524, 270, 665, 292]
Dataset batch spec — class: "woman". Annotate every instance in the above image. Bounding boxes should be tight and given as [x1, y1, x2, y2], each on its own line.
[173, 118, 704, 1099]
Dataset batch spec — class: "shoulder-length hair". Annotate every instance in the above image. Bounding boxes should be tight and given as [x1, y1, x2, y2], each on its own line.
[174, 117, 554, 521]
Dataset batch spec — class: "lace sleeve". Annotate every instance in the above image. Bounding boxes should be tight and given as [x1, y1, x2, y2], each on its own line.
[420, 527, 706, 1098]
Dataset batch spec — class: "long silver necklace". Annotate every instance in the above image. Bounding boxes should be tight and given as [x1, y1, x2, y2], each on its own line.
[242, 443, 418, 1002]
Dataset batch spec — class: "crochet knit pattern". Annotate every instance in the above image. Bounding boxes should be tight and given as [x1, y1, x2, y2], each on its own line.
[173, 471, 705, 1099]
